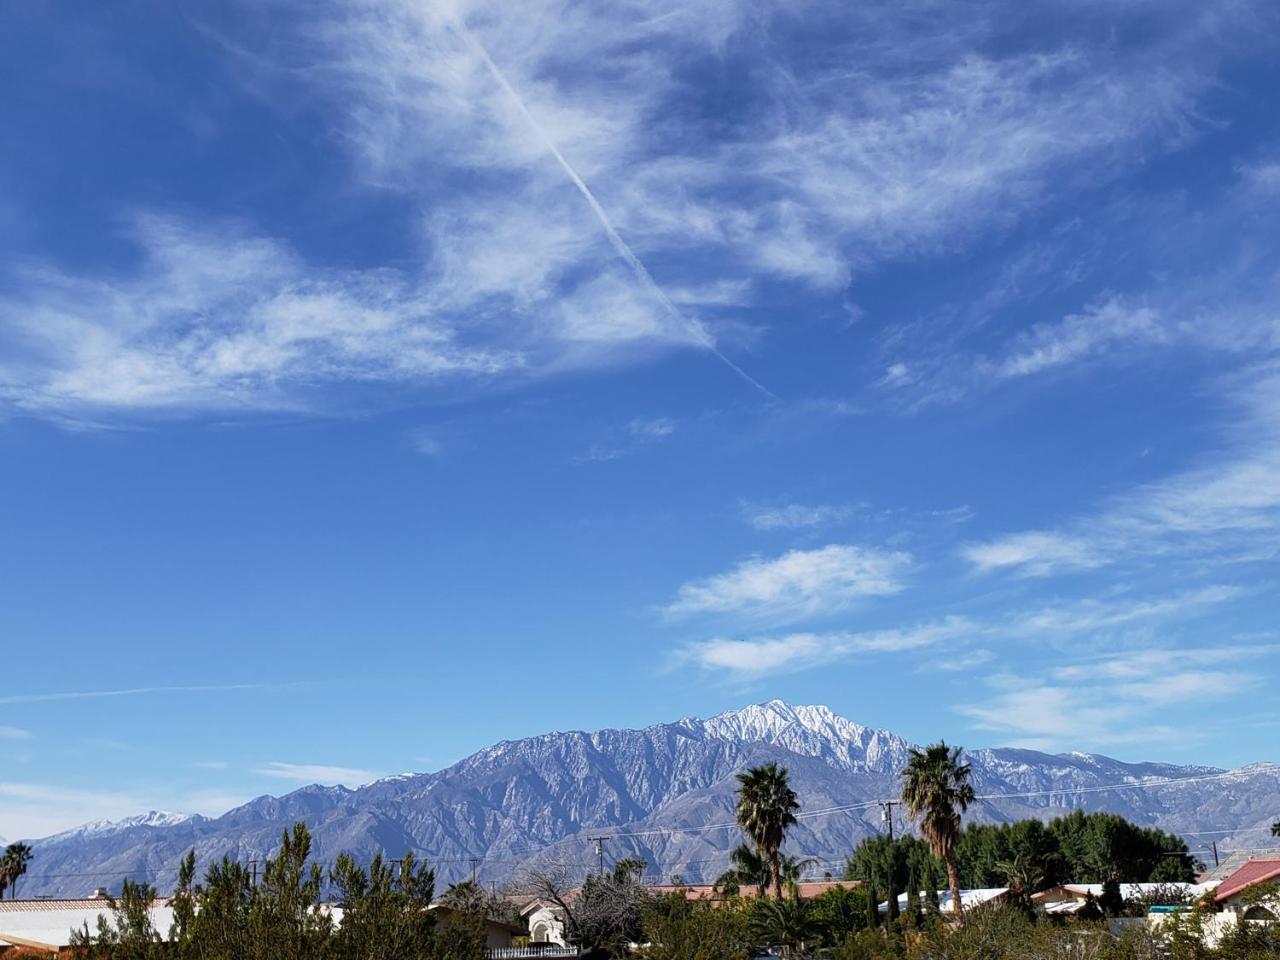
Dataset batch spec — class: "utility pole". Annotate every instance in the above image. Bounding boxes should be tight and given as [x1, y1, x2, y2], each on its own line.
[879, 801, 897, 841]
[590, 837, 608, 876]
[468, 858, 481, 884]
[248, 860, 259, 887]
[1211, 842, 1220, 869]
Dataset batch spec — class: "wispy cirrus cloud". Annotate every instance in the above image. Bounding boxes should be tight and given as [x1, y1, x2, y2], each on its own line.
[0, 782, 146, 842]
[686, 617, 976, 678]
[5, 0, 1267, 421]
[963, 362, 1280, 577]
[666, 544, 910, 620]
[576, 416, 678, 463]
[962, 531, 1103, 577]
[255, 762, 377, 786]
[681, 581, 1245, 680]
[958, 644, 1272, 750]
[742, 502, 857, 531]
[0, 726, 31, 739]
[0, 682, 267, 706]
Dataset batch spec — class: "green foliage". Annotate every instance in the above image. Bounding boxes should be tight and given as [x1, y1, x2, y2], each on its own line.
[749, 889, 815, 957]
[70, 822, 490, 960]
[734, 763, 800, 899]
[713, 844, 812, 895]
[430, 911, 486, 960]
[0, 841, 33, 899]
[612, 858, 647, 884]
[638, 893, 753, 960]
[950, 810, 1195, 890]
[900, 742, 975, 913]
[329, 850, 436, 960]
[809, 885, 873, 944]
[70, 879, 167, 960]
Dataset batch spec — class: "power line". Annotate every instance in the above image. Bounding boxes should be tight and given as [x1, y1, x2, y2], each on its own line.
[24, 763, 1275, 889]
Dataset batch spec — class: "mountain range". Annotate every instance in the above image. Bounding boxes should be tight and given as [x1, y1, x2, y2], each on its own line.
[18, 701, 1280, 897]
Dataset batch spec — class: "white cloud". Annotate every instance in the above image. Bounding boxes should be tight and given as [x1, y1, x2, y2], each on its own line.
[0, 783, 145, 841]
[409, 429, 447, 458]
[958, 643, 1269, 750]
[0, 726, 31, 739]
[963, 531, 1102, 577]
[1, 0, 1246, 421]
[256, 762, 377, 786]
[995, 298, 1165, 379]
[1013, 585, 1243, 633]
[627, 417, 676, 439]
[0, 682, 267, 706]
[963, 362, 1280, 576]
[743, 502, 856, 531]
[666, 544, 910, 619]
[686, 617, 975, 677]
[576, 414, 678, 463]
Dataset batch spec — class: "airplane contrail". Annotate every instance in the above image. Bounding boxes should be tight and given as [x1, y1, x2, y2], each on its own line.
[451, 21, 776, 400]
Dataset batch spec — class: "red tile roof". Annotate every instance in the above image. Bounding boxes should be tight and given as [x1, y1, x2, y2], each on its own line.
[1214, 859, 1280, 902]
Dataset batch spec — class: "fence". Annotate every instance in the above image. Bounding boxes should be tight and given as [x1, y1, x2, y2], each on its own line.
[486, 947, 582, 959]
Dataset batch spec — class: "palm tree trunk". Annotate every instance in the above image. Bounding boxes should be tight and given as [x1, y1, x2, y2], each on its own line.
[946, 853, 962, 915]
[770, 848, 783, 899]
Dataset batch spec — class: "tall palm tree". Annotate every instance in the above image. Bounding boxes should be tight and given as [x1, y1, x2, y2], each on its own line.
[734, 762, 800, 899]
[900, 742, 974, 915]
[0, 843, 32, 899]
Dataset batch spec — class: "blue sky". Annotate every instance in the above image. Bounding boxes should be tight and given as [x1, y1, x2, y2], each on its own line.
[2, 0, 1280, 840]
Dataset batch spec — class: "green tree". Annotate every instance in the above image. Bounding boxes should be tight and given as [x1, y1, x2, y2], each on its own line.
[1272, 820, 1279, 838]
[70, 878, 167, 960]
[714, 844, 813, 895]
[438, 879, 486, 914]
[734, 763, 800, 899]
[899, 742, 975, 914]
[749, 889, 814, 959]
[329, 850, 436, 960]
[0, 842, 32, 899]
[613, 858, 647, 884]
[809, 885, 870, 945]
[638, 893, 753, 960]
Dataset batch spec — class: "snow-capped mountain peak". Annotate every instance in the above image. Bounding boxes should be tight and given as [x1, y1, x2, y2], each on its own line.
[21, 702, 1280, 898]
[48, 810, 196, 841]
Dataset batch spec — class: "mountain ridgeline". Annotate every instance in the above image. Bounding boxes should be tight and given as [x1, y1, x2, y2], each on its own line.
[19, 701, 1280, 897]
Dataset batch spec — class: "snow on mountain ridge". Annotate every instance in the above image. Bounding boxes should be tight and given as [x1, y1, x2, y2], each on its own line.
[46, 810, 197, 842]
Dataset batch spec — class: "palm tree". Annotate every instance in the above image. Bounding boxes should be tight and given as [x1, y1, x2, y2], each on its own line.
[750, 887, 814, 958]
[713, 843, 814, 894]
[0, 843, 32, 899]
[734, 763, 800, 899]
[995, 851, 1044, 913]
[900, 742, 974, 915]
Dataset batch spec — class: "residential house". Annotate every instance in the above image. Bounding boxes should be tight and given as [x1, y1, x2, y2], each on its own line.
[1033, 882, 1216, 916]
[645, 880, 861, 902]
[0, 897, 175, 955]
[880, 887, 1008, 915]
[1214, 859, 1280, 920]
[522, 898, 571, 946]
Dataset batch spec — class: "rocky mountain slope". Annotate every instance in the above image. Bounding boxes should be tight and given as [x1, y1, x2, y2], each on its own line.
[18, 701, 1280, 896]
